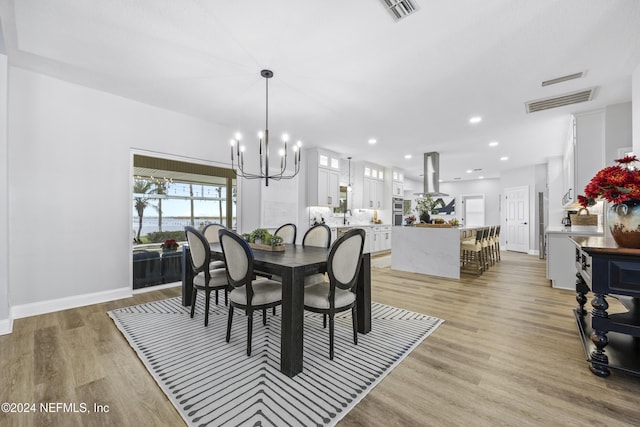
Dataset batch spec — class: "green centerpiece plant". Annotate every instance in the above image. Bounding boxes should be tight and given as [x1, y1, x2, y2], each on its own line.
[415, 194, 438, 223]
[249, 228, 270, 244]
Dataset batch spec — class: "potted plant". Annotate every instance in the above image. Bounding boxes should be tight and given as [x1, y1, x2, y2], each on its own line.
[249, 228, 270, 244]
[405, 215, 416, 225]
[161, 239, 179, 253]
[578, 155, 640, 248]
[267, 234, 284, 248]
[415, 194, 438, 223]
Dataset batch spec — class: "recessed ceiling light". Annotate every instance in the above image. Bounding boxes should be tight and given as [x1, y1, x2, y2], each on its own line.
[469, 116, 482, 124]
[438, 179, 443, 183]
[466, 169, 473, 174]
[479, 176, 484, 179]
[500, 156, 509, 161]
[368, 139, 377, 145]
[404, 154, 412, 159]
[489, 141, 499, 147]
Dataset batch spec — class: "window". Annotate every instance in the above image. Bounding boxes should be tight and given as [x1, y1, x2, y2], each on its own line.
[132, 154, 237, 244]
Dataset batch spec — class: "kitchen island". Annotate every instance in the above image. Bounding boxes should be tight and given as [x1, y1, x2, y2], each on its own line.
[391, 225, 463, 279]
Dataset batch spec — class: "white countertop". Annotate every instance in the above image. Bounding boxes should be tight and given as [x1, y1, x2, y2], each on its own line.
[546, 226, 604, 236]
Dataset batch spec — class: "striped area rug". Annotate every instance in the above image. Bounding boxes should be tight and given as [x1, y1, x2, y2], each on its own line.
[108, 297, 443, 426]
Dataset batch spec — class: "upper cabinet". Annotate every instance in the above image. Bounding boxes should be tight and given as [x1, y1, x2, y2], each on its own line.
[562, 110, 605, 207]
[307, 148, 341, 207]
[392, 168, 404, 198]
[360, 162, 385, 209]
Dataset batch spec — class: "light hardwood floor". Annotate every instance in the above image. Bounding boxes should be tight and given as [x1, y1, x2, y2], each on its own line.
[2, 251, 640, 426]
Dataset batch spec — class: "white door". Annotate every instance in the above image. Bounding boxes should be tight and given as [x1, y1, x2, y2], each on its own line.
[462, 195, 485, 227]
[505, 186, 530, 253]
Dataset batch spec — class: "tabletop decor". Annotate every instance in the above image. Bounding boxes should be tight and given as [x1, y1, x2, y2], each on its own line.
[578, 155, 640, 248]
[108, 297, 443, 427]
[405, 214, 416, 225]
[246, 228, 285, 251]
[160, 239, 179, 252]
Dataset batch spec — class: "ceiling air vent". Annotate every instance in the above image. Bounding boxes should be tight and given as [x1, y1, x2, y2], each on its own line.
[380, 0, 420, 21]
[541, 71, 585, 87]
[525, 87, 596, 113]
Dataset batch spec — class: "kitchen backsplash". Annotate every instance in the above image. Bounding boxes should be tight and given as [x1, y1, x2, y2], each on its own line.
[308, 206, 381, 227]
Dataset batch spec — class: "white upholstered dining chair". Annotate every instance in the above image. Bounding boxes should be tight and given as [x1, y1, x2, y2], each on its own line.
[202, 223, 227, 269]
[302, 224, 332, 287]
[218, 228, 283, 356]
[274, 223, 297, 244]
[184, 226, 229, 326]
[303, 228, 365, 360]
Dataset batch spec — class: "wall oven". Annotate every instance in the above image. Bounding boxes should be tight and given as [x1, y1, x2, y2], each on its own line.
[392, 197, 404, 226]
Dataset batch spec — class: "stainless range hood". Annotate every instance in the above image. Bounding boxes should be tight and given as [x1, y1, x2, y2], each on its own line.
[414, 152, 449, 197]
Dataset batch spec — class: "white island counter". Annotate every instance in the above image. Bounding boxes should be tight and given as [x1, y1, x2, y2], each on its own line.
[391, 225, 462, 279]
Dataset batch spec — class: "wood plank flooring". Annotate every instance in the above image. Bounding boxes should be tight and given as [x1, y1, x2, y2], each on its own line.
[2, 251, 640, 426]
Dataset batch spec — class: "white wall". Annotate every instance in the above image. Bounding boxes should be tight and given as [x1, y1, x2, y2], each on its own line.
[0, 53, 9, 332]
[439, 179, 501, 226]
[7, 68, 246, 313]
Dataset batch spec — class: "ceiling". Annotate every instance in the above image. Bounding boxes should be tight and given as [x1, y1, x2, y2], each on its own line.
[1, 0, 640, 183]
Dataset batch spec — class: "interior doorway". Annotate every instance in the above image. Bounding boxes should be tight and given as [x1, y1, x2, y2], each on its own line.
[461, 195, 485, 227]
[504, 185, 530, 253]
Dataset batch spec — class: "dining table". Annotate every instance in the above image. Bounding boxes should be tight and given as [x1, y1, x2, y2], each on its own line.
[181, 242, 371, 377]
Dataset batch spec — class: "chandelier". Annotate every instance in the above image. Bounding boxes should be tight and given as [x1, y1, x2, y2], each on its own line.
[230, 69, 302, 186]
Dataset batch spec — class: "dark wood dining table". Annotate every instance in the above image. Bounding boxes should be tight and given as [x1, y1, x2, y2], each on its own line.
[181, 242, 371, 377]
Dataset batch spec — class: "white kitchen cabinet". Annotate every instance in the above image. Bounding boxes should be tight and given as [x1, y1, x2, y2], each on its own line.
[574, 110, 604, 198]
[546, 228, 603, 289]
[392, 181, 404, 197]
[371, 225, 392, 253]
[381, 225, 392, 250]
[307, 148, 341, 207]
[363, 227, 372, 254]
[562, 136, 575, 206]
[362, 173, 385, 209]
[363, 178, 382, 209]
[562, 110, 604, 207]
[392, 168, 404, 198]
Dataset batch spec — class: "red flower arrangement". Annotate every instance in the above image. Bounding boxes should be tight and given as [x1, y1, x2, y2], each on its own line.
[578, 155, 640, 208]
[161, 239, 179, 250]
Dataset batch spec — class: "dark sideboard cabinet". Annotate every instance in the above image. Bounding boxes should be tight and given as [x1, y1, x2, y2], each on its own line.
[571, 236, 640, 377]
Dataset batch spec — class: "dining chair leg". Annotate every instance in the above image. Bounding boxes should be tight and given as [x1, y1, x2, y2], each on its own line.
[225, 289, 228, 306]
[190, 288, 197, 319]
[204, 291, 210, 327]
[262, 308, 267, 326]
[247, 310, 254, 356]
[272, 306, 276, 315]
[226, 306, 234, 342]
[323, 314, 327, 328]
[215, 289, 219, 305]
[352, 306, 358, 345]
[329, 313, 335, 360]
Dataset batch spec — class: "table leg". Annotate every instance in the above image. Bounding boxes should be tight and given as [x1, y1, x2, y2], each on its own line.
[181, 247, 194, 307]
[280, 267, 305, 377]
[589, 293, 610, 377]
[575, 272, 589, 316]
[356, 253, 371, 334]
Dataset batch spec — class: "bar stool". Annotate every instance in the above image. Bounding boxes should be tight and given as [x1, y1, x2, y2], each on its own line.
[461, 228, 484, 275]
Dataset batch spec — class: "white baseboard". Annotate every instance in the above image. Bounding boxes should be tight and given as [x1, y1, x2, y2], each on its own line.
[11, 287, 132, 320]
[0, 317, 13, 335]
[528, 249, 540, 256]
